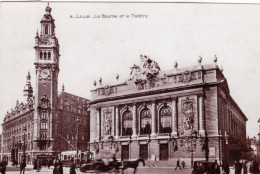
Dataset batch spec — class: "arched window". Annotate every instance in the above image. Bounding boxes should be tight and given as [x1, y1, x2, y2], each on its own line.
[40, 52, 43, 59]
[122, 111, 133, 136]
[48, 52, 51, 59]
[45, 25, 48, 35]
[44, 52, 47, 60]
[159, 106, 172, 133]
[140, 108, 151, 135]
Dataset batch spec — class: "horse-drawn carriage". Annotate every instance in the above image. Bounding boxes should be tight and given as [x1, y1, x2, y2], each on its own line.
[80, 158, 145, 173]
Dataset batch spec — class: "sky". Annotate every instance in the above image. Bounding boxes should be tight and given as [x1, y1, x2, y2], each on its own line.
[0, 1, 260, 138]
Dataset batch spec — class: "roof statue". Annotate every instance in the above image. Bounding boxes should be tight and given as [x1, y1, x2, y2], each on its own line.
[128, 55, 161, 89]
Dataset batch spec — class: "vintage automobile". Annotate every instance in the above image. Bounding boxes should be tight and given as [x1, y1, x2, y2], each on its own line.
[80, 159, 121, 172]
[80, 159, 103, 172]
[191, 160, 214, 174]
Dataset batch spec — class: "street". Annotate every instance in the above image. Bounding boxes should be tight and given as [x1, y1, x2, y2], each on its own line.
[5, 164, 194, 174]
[5, 164, 237, 174]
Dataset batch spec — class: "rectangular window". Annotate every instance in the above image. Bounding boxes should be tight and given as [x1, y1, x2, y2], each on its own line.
[41, 111, 48, 120]
[40, 122, 47, 130]
[40, 131, 47, 140]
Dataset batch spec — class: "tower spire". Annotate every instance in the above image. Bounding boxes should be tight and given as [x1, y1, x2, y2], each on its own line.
[23, 72, 33, 101]
[45, 2, 52, 14]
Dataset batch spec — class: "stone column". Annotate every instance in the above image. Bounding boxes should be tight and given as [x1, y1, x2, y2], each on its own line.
[132, 103, 137, 138]
[198, 94, 205, 137]
[151, 100, 156, 137]
[49, 110, 53, 140]
[115, 106, 119, 139]
[96, 108, 100, 141]
[171, 97, 178, 137]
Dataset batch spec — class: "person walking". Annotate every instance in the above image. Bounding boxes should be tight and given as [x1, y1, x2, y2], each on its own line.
[33, 158, 37, 170]
[175, 159, 182, 170]
[181, 160, 185, 169]
[37, 159, 41, 172]
[222, 161, 230, 174]
[20, 159, 26, 174]
[47, 159, 51, 169]
[70, 158, 76, 174]
[253, 161, 259, 174]
[212, 160, 221, 174]
[234, 160, 243, 174]
[242, 161, 248, 174]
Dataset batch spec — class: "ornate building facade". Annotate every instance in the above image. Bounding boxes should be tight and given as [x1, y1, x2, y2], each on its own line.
[89, 55, 247, 165]
[1, 5, 90, 163]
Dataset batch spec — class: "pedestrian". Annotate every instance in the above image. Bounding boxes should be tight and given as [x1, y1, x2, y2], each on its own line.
[242, 161, 248, 174]
[58, 159, 63, 174]
[54, 158, 58, 168]
[33, 158, 37, 170]
[212, 159, 221, 174]
[175, 158, 182, 170]
[37, 159, 41, 172]
[253, 161, 259, 174]
[181, 160, 185, 169]
[20, 159, 26, 174]
[70, 158, 76, 174]
[248, 160, 255, 174]
[1, 160, 7, 174]
[47, 159, 51, 169]
[234, 160, 243, 174]
[222, 161, 230, 174]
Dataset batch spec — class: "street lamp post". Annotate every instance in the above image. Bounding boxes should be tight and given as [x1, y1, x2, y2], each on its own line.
[12, 136, 15, 166]
[75, 117, 80, 161]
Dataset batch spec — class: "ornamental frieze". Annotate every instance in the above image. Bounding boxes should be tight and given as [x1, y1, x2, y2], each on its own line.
[97, 86, 117, 96]
[173, 71, 202, 83]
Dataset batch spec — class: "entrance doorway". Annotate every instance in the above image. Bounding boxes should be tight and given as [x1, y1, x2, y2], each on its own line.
[160, 143, 168, 160]
[140, 144, 148, 160]
[121, 145, 129, 160]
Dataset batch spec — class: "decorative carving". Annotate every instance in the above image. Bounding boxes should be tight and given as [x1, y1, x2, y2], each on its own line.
[180, 97, 195, 135]
[39, 69, 51, 81]
[174, 71, 202, 83]
[123, 111, 132, 120]
[160, 106, 171, 116]
[40, 95, 50, 108]
[103, 108, 112, 136]
[98, 86, 116, 96]
[141, 108, 151, 118]
[127, 55, 161, 89]
[179, 71, 192, 83]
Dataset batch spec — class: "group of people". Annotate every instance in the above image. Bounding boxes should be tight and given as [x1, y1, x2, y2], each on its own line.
[175, 159, 186, 170]
[213, 159, 260, 174]
[32, 157, 77, 174]
[233, 160, 259, 174]
[175, 158, 259, 174]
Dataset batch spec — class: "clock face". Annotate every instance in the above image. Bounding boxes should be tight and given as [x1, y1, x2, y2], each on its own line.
[40, 69, 50, 80]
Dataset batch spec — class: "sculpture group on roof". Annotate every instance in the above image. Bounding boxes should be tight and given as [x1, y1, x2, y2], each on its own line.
[128, 55, 161, 89]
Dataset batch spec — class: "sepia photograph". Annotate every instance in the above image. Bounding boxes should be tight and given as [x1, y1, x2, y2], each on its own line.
[0, 1, 260, 173]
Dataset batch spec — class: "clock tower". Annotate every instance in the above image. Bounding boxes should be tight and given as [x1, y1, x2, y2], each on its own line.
[33, 4, 60, 153]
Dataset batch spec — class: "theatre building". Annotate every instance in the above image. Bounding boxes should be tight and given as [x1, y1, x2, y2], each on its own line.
[1, 5, 90, 163]
[89, 55, 247, 165]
